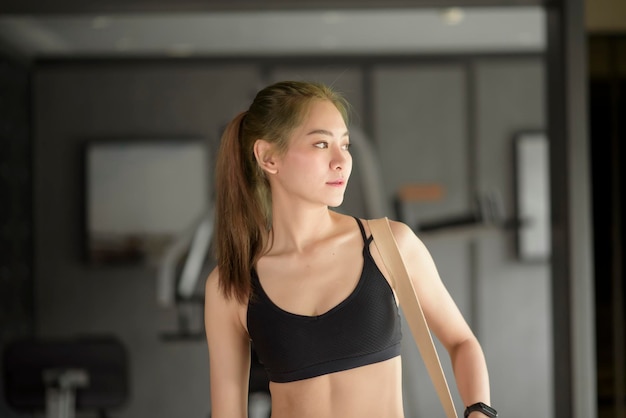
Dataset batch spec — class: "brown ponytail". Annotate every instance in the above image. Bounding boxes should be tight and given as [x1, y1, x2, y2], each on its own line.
[214, 81, 349, 302]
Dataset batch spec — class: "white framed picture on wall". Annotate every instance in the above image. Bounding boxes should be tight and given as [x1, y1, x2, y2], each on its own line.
[84, 139, 210, 265]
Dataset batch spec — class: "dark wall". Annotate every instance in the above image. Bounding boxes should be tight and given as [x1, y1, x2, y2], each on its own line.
[31, 61, 265, 418]
[0, 55, 33, 418]
[589, 35, 626, 418]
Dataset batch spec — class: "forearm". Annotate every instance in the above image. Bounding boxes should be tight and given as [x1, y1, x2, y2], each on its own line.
[449, 337, 491, 408]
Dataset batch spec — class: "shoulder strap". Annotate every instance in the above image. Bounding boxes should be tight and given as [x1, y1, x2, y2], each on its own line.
[368, 217, 458, 418]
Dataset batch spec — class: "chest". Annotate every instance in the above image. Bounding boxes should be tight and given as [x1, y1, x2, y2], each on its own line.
[246, 247, 402, 383]
[254, 243, 364, 317]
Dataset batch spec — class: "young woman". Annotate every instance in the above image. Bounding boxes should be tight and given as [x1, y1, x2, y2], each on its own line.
[204, 81, 495, 418]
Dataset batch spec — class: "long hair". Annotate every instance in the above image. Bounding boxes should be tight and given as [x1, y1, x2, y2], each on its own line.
[214, 81, 349, 302]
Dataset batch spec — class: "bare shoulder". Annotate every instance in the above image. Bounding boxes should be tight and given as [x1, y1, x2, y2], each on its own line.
[204, 267, 246, 316]
[204, 266, 249, 337]
[386, 219, 416, 242]
[380, 218, 421, 245]
[204, 266, 222, 302]
[204, 267, 227, 315]
[384, 218, 429, 259]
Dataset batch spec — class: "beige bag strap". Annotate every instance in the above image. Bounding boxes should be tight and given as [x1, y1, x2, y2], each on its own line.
[368, 217, 458, 418]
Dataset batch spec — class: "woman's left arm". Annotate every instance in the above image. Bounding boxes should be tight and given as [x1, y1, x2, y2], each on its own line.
[389, 220, 491, 408]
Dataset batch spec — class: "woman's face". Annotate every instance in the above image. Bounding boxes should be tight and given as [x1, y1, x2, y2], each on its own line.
[271, 99, 352, 208]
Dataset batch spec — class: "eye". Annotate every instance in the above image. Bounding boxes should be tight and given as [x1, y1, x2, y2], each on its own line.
[342, 142, 351, 151]
[314, 142, 329, 149]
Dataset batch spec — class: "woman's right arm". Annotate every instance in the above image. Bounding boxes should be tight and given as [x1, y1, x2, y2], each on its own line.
[205, 268, 251, 418]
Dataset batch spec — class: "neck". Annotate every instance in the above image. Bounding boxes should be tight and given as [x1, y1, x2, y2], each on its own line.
[269, 206, 337, 254]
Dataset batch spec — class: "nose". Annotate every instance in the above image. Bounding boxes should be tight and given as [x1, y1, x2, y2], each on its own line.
[330, 145, 349, 171]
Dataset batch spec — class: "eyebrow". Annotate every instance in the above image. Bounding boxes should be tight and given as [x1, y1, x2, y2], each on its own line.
[306, 129, 350, 138]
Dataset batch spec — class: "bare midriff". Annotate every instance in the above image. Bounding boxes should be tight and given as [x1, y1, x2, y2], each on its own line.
[267, 356, 404, 418]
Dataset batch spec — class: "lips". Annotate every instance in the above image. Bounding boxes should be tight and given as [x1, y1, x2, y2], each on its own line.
[327, 179, 345, 186]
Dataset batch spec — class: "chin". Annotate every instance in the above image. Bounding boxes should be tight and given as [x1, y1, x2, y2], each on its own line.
[327, 198, 345, 208]
[321, 188, 347, 208]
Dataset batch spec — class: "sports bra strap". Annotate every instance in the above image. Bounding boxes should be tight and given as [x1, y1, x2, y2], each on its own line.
[353, 217, 373, 245]
[354, 217, 366, 242]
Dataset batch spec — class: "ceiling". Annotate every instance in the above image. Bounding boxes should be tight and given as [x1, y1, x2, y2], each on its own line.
[0, 7, 545, 60]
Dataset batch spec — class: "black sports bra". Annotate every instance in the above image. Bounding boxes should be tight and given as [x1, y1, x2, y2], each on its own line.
[247, 217, 402, 383]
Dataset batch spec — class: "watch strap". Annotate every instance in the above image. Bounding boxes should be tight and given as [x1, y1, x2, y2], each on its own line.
[464, 402, 498, 418]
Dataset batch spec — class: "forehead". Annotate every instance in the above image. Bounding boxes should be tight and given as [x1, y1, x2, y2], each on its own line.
[298, 100, 347, 130]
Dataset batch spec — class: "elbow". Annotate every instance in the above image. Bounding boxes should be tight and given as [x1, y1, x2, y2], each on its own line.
[449, 335, 482, 359]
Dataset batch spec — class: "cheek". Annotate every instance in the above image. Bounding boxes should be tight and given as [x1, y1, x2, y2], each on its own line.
[278, 153, 319, 186]
[288, 151, 310, 166]
[284, 150, 318, 172]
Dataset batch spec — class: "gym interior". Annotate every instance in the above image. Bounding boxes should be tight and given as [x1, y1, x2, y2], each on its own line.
[0, 0, 624, 417]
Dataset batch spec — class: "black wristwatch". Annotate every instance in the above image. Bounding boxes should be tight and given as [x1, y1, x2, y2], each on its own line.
[464, 402, 498, 418]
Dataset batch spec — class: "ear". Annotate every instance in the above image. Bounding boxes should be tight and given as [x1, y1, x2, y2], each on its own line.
[253, 139, 279, 175]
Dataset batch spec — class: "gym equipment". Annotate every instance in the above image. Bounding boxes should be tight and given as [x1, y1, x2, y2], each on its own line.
[3, 337, 128, 418]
